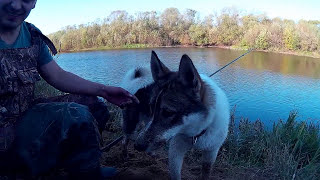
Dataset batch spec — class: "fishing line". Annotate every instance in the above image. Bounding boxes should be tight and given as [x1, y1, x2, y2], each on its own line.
[209, 48, 254, 77]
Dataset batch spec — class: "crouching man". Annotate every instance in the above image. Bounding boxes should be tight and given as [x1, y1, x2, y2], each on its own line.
[0, 0, 138, 179]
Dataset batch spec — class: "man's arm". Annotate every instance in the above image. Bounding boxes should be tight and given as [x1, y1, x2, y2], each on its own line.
[38, 60, 139, 107]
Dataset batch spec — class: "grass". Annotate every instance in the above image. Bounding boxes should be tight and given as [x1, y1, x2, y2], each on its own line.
[103, 102, 320, 179]
[34, 78, 64, 99]
[121, 44, 150, 49]
[217, 109, 320, 179]
[61, 44, 151, 53]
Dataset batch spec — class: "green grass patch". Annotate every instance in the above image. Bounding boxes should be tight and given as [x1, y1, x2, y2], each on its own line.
[34, 78, 64, 99]
[120, 44, 150, 49]
[61, 44, 151, 53]
[220, 111, 320, 179]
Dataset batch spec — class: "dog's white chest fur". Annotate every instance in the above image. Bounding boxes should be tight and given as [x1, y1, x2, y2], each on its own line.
[179, 75, 230, 150]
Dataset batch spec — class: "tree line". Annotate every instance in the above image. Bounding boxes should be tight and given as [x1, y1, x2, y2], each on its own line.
[48, 8, 320, 54]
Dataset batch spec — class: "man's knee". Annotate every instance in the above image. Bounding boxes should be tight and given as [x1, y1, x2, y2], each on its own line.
[15, 102, 101, 176]
[66, 102, 94, 123]
[64, 102, 101, 144]
[18, 102, 99, 143]
[34, 95, 110, 132]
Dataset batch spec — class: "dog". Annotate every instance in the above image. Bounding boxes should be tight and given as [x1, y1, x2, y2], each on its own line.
[120, 51, 230, 180]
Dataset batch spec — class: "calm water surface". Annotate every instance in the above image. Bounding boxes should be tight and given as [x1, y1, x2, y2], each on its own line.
[55, 48, 320, 125]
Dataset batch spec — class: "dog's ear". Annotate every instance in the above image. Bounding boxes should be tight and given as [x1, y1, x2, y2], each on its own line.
[178, 54, 202, 94]
[151, 51, 170, 81]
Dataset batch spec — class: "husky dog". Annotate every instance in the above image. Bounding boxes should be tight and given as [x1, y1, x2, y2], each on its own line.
[120, 51, 230, 180]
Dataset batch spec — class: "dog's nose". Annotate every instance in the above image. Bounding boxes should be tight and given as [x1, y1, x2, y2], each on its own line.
[134, 142, 148, 152]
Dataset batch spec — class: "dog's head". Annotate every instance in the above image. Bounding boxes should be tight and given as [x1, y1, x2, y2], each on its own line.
[134, 51, 207, 152]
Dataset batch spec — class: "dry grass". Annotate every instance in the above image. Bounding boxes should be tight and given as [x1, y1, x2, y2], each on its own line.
[101, 105, 320, 180]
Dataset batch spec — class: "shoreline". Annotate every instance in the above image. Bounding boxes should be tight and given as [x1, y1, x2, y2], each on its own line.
[58, 45, 320, 59]
[207, 45, 320, 59]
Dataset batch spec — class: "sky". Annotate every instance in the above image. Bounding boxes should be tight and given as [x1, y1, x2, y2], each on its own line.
[26, 0, 320, 35]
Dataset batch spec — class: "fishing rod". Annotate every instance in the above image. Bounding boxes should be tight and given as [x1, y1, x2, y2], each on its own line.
[209, 48, 254, 77]
[101, 135, 124, 152]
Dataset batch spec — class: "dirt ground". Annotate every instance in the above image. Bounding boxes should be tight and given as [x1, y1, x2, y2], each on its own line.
[0, 132, 274, 180]
[100, 132, 273, 180]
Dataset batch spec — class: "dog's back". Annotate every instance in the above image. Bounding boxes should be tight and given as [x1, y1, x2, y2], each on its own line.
[121, 51, 230, 180]
[121, 67, 153, 95]
[120, 67, 154, 136]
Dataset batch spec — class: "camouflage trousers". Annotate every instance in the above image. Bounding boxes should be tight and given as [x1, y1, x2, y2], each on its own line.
[0, 94, 109, 177]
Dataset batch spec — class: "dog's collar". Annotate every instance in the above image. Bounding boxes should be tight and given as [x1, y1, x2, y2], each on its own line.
[192, 129, 207, 145]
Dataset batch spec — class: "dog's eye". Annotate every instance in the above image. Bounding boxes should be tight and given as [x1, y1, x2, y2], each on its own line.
[161, 109, 175, 118]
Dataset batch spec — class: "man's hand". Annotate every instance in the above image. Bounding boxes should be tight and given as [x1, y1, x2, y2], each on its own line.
[99, 86, 139, 108]
[39, 61, 139, 108]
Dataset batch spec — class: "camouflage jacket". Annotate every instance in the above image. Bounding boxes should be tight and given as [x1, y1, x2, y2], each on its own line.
[0, 23, 57, 151]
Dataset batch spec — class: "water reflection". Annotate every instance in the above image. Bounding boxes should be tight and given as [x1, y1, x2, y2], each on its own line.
[55, 48, 320, 124]
[215, 49, 320, 79]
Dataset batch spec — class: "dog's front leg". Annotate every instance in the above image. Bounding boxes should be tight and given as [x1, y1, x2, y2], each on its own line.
[121, 107, 141, 159]
[168, 135, 192, 180]
[121, 135, 130, 159]
[201, 148, 219, 180]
